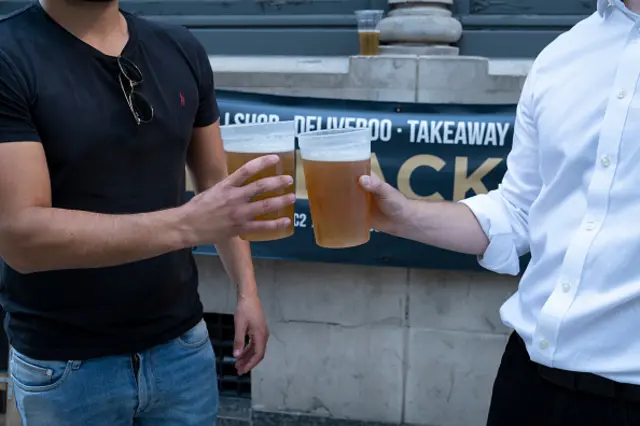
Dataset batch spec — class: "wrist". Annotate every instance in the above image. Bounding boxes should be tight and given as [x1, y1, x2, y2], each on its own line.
[237, 283, 259, 300]
[390, 198, 423, 237]
[397, 197, 414, 224]
[173, 203, 199, 248]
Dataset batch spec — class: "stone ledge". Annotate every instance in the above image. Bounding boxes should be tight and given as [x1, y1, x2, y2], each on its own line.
[209, 55, 531, 104]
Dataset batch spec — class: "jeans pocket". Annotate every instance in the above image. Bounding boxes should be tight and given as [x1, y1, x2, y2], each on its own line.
[10, 350, 72, 392]
[176, 319, 210, 349]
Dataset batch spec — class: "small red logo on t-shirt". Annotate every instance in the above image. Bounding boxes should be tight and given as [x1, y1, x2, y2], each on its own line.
[179, 92, 185, 107]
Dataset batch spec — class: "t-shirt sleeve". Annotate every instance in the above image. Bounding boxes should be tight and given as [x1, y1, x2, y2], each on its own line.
[0, 52, 40, 143]
[192, 40, 220, 128]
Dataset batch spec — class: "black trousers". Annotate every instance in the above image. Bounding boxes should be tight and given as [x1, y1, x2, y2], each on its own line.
[487, 332, 640, 426]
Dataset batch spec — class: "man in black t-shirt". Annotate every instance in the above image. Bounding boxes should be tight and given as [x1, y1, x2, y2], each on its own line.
[0, 0, 295, 424]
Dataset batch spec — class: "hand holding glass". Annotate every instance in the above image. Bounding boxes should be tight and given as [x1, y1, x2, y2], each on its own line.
[221, 121, 296, 242]
[298, 128, 372, 249]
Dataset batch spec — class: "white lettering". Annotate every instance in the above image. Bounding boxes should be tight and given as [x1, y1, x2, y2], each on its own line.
[230, 114, 509, 148]
[305, 116, 318, 132]
[408, 120, 420, 143]
[443, 121, 456, 144]
[467, 122, 487, 146]
[356, 118, 368, 129]
[430, 121, 443, 144]
[295, 115, 306, 133]
[379, 119, 392, 142]
[417, 121, 429, 143]
[497, 123, 511, 146]
[485, 122, 497, 146]
[293, 213, 308, 228]
[454, 121, 467, 145]
[344, 117, 356, 128]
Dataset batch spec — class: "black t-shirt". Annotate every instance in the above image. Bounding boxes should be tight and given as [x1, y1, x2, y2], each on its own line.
[0, 4, 220, 360]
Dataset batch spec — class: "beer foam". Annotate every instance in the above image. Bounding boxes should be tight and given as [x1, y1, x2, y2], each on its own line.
[223, 135, 294, 154]
[300, 147, 370, 162]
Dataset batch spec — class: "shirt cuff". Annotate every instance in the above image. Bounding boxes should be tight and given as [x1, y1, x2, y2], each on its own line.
[459, 193, 521, 276]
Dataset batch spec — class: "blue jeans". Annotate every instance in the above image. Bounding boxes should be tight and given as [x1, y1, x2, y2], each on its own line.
[10, 319, 219, 425]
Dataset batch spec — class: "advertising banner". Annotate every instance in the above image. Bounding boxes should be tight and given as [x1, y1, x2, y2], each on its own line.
[191, 90, 524, 272]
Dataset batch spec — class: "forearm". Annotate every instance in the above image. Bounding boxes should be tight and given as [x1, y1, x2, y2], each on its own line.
[191, 169, 257, 298]
[0, 206, 192, 273]
[216, 237, 257, 298]
[192, 161, 257, 298]
[187, 123, 258, 297]
[389, 200, 489, 255]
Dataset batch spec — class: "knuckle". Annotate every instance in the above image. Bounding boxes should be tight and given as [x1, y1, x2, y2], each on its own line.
[260, 198, 272, 213]
[254, 179, 268, 194]
[229, 209, 244, 226]
[236, 167, 251, 183]
[218, 179, 235, 194]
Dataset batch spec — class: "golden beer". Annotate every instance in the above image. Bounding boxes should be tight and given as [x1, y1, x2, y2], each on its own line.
[358, 30, 380, 56]
[226, 150, 295, 242]
[298, 127, 373, 249]
[355, 10, 383, 57]
[303, 158, 371, 248]
[220, 121, 296, 242]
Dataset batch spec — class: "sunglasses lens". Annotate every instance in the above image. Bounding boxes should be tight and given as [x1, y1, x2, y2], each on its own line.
[131, 91, 154, 123]
[119, 57, 143, 84]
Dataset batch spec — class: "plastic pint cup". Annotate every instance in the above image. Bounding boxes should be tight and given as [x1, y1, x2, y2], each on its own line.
[220, 121, 296, 242]
[355, 10, 383, 56]
[298, 127, 372, 249]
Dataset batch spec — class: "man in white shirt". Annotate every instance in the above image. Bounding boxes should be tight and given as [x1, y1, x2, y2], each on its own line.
[359, 0, 640, 424]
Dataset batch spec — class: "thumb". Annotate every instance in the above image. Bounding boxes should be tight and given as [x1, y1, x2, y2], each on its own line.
[233, 317, 248, 358]
[359, 174, 388, 197]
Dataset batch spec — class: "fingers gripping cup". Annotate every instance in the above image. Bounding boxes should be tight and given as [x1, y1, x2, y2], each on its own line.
[221, 121, 296, 242]
[298, 128, 372, 249]
[355, 10, 384, 56]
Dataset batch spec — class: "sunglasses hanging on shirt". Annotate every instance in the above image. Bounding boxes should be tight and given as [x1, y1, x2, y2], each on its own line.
[117, 56, 154, 125]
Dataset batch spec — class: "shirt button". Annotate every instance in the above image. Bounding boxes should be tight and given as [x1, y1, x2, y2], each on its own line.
[618, 90, 627, 99]
[601, 156, 611, 167]
[585, 220, 596, 231]
[561, 281, 571, 293]
[540, 339, 549, 350]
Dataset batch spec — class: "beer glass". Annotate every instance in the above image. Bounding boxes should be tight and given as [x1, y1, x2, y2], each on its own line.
[221, 121, 296, 242]
[355, 10, 383, 56]
[298, 128, 372, 249]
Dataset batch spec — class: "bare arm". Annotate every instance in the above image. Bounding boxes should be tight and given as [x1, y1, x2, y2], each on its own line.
[0, 52, 290, 275]
[361, 62, 541, 275]
[390, 199, 489, 255]
[360, 175, 488, 255]
[0, 142, 193, 274]
[187, 121, 257, 297]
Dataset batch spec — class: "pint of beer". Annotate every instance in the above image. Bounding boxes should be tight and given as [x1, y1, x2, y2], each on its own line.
[221, 121, 296, 242]
[298, 128, 372, 249]
[355, 10, 383, 56]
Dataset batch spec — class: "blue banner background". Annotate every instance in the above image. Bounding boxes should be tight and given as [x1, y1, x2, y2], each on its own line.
[193, 90, 528, 272]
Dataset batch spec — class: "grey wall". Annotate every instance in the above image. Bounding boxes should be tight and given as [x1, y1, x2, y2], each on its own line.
[1, 0, 598, 57]
[455, 0, 597, 57]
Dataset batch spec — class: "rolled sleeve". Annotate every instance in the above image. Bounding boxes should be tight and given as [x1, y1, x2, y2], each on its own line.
[459, 62, 542, 276]
[460, 192, 522, 276]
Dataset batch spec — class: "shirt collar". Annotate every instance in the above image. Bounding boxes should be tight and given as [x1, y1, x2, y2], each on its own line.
[599, 0, 640, 19]
[598, 0, 616, 17]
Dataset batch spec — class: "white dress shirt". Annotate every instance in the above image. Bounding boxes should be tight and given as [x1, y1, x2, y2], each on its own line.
[461, 0, 640, 384]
